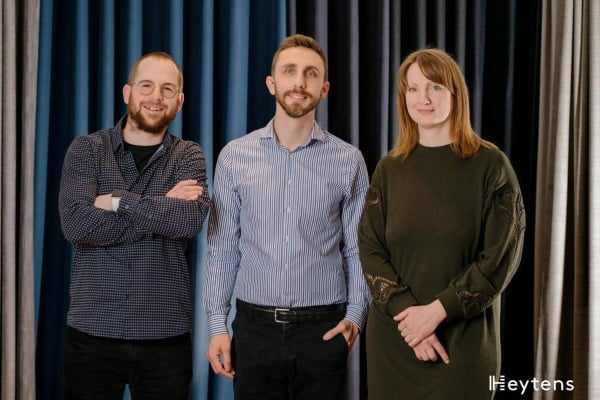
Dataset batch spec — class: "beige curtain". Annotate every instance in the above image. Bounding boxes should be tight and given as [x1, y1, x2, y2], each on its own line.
[535, 0, 599, 399]
[1, 0, 39, 399]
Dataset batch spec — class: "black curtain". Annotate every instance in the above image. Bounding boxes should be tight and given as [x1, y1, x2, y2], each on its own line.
[289, 1, 541, 399]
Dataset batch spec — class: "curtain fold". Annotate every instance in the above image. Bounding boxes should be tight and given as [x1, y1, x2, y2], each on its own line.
[535, 0, 599, 398]
[1, 0, 39, 399]
[590, 0, 600, 395]
[590, 0, 600, 394]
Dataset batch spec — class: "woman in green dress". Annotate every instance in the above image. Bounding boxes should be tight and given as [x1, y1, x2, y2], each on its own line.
[358, 48, 525, 399]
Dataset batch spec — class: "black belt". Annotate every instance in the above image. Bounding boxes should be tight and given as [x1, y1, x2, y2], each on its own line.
[236, 299, 346, 324]
[66, 326, 190, 345]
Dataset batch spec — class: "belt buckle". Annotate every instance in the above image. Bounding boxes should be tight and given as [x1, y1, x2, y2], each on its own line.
[274, 308, 291, 323]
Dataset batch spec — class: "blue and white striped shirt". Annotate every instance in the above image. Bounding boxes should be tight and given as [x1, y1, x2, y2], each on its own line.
[203, 120, 371, 336]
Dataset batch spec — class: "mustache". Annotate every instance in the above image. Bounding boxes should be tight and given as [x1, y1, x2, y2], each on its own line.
[285, 89, 312, 97]
[140, 101, 165, 108]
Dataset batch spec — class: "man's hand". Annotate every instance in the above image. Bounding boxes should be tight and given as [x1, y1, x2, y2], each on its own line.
[94, 193, 113, 210]
[412, 333, 450, 364]
[394, 300, 447, 347]
[207, 333, 235, 379]
[166, 179, 203, 201]
[322, 319, 360, 350]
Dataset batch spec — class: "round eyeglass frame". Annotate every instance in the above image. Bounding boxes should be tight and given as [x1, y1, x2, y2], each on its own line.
[132, 80, 180, 99]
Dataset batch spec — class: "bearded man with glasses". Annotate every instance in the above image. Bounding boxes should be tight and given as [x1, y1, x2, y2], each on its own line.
[58, 51, 210, 399]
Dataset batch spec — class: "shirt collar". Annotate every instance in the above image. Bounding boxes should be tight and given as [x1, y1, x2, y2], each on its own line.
[261, 118, 328, 145]
[111, 114, 173, 152]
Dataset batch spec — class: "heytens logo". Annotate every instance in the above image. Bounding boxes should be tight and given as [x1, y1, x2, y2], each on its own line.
[489, 375, 575, 395]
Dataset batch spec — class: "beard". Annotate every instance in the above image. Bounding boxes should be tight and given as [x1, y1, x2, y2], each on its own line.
[127, 101, 177, 134]
[275, 88, 321, 118]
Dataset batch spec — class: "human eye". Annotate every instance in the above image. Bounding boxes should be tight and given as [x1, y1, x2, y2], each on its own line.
[162, 84, 178, 97]
[136, 81, 154, 94]
[139, 81, 154, 90]
[306, 69, 318, 78]
[407, 87, 417, 93]
[431, 84, 444, 91]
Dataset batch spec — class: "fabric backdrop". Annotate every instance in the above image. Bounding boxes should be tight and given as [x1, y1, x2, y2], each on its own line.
[33, 1, 285, 399]
[20, 0, 552, 399]
[534, 0, 600, 398]
[288, 2, 541, 396]
[1, 0, 38, 399]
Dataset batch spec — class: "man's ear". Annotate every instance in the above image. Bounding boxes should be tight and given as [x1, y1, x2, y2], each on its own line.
[320, 81, 330, 100]
[123, 84, 131, 104]
[176, 92, 184, 112]
[266, 76, 276, 95]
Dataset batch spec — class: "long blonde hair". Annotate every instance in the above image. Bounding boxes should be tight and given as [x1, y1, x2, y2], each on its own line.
[391, 48, 495, 159]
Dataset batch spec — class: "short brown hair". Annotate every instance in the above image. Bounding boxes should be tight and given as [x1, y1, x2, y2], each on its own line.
[128, 51, 184, 89]
[271, 34, 328, 81]
[392, 48, 495, 159]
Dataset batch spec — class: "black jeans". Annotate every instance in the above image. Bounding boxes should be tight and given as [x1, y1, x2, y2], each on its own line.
[62, 326, 192, 400]
[231, 308, 349, 400]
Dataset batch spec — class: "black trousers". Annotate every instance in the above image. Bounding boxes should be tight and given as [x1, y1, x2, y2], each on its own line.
[231, 307, 349, 400]
[62, 326, 192, 400]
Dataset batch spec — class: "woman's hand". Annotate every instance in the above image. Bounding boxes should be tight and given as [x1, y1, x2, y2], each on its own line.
[394, 299, 447, 347]
[412, 332, 450, 364]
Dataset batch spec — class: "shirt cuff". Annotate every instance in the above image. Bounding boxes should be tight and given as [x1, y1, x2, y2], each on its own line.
[117, 191, 142, 216]
[345, 303, 368, 330]
[206, 314, 229, 336]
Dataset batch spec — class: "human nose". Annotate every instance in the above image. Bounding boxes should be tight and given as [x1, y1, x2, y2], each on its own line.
[419, 89, 431, 104]
[293, 73, 306, 89]
[148, 84, 164, 99]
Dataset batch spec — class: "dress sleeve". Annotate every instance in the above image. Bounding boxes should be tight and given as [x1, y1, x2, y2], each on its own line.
[437, 153, 526, 321]
[358, 160, 419, 317]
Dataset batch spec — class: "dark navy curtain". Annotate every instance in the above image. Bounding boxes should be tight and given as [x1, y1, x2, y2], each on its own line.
[288, 1, 541, 399]
[34, 1, 285, 399]
[35, 0, 542, 399]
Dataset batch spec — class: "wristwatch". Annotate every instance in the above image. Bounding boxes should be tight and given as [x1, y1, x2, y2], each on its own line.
[111, 189, 124, 211]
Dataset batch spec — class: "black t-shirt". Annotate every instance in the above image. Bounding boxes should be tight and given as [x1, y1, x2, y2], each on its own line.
[124, 141, 161, 171]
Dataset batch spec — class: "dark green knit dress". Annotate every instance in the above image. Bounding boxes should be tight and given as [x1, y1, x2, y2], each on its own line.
[358, 144, 525, 400]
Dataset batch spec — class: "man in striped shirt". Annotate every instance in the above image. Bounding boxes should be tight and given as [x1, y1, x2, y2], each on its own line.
[203, 34, 370, 399]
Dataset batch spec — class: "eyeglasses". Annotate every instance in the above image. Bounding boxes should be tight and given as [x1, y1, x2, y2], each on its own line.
[132, 80, 180, 98]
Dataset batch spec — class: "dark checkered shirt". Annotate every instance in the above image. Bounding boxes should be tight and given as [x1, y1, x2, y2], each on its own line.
[59, 115, 210, 339]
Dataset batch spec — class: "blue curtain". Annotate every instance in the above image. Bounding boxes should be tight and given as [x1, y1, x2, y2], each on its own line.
[35, 1, 541, 399]
[34, 1, 286, 398]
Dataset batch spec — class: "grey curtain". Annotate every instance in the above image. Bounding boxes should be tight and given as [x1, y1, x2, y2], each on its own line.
[0, 0, 39, 399]
[535, 0, 599, 398]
